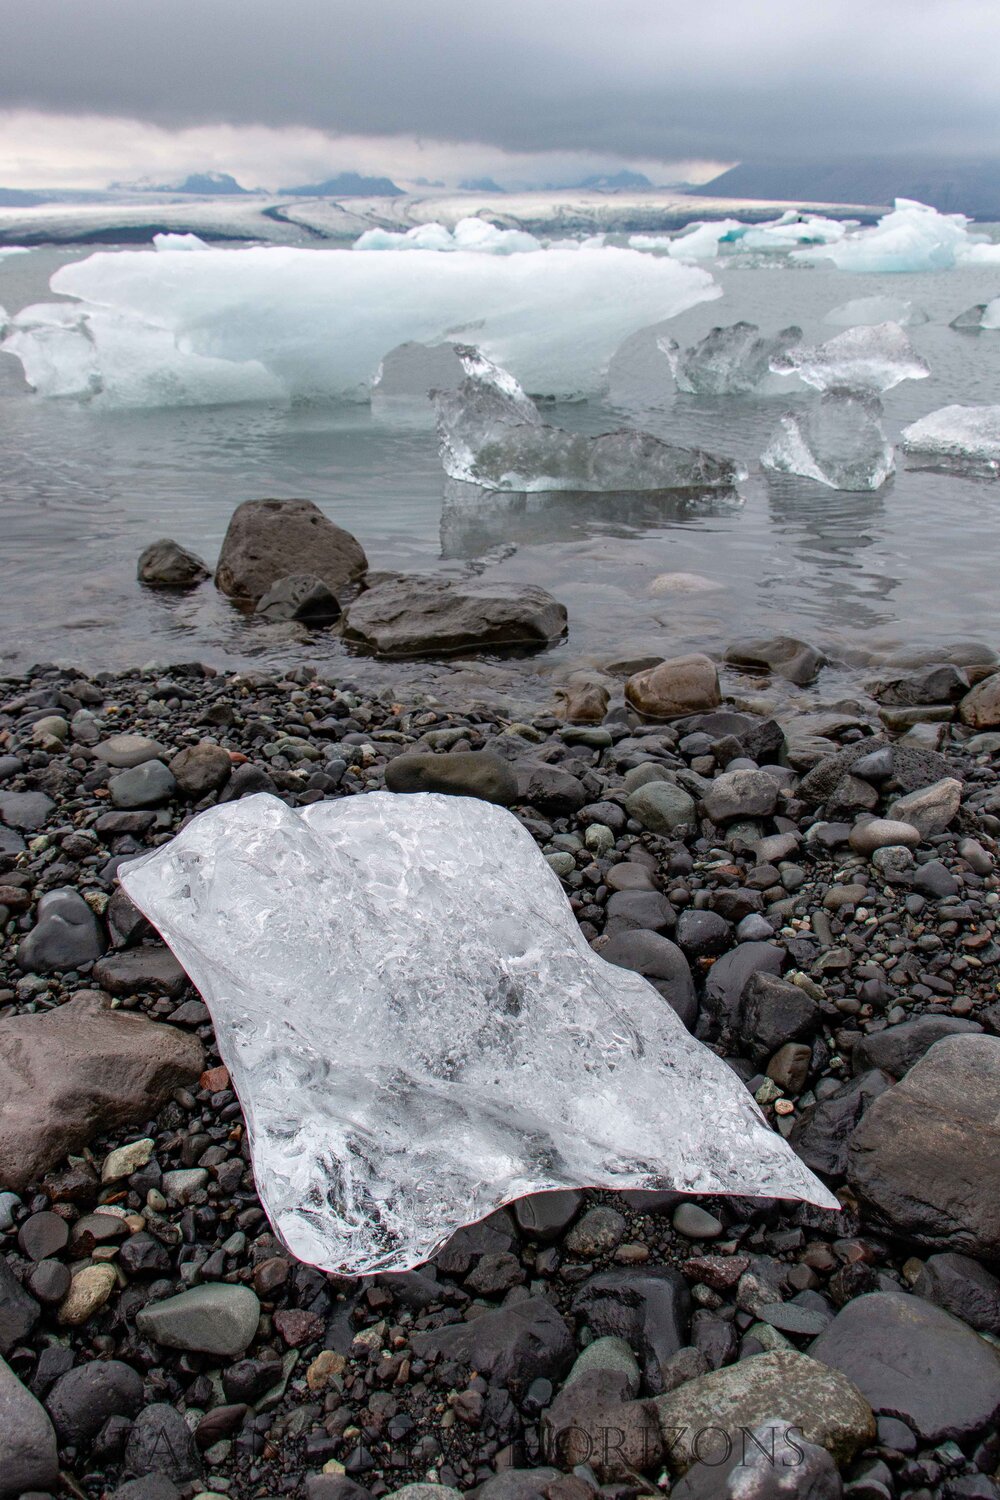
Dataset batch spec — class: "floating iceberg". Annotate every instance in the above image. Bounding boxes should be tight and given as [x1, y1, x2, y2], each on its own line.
[121, 791, 837, 1274]
[761, 389, 895, 492]
[152, 232, 210, 252]
[770, 322, 929, 393]
[631, 220, 745, 259]
[793, 198, 1000, 272]
[824, 295, 928, 327]
[0, 246, 30, 261]
[354, 217, 542, 254]
[629, 212, 848, 260]
[0, 243, 720, 406]
[660, 321, 802, 395]
[901, 404, 1000, 469]
[950, 303, 990, 330]
[436, 346, 738, 492]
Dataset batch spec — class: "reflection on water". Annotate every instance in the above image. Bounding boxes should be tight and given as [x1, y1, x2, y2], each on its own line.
[2, 245, 1000, 698]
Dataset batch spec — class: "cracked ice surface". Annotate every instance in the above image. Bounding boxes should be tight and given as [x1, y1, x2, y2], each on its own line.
[769, 322, 929, 393]
[902, 405, 1000, 468]
[121, 792, 838, 1274]
[660, 322, 802, 395]
[0, 242, 719, 406]
[435, 346, 738, 492]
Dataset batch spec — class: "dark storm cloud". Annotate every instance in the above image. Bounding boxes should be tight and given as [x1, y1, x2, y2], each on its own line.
[3, 0, 999, 160]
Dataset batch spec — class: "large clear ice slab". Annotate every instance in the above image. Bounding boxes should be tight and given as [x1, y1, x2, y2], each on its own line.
[824, 295, 928, 327]
[901, 404, 1000, 470]
[435, 346, 738, 492]
[792, 198, 1000, 273]
[121, 791, 838, 1274]
[769, 322, 929, 393]
[761, 389, 895, 492]
[660, 321, 802, 395]
[0, 242, 719, 407]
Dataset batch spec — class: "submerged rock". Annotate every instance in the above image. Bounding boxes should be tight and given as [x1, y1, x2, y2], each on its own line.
[343, 574, 567, 657]
[137, 537, 210, 588]
[215, 498, 367, 602]
[625, 653, 721, 719]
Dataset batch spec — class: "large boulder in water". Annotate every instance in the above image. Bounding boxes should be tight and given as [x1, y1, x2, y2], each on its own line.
[625, 654, 721, 719]
[215, 499, 367, 602]
[342, 574, 567, 657]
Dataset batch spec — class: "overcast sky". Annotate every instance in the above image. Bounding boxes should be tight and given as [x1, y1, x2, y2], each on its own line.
[2, 0, 998, 189]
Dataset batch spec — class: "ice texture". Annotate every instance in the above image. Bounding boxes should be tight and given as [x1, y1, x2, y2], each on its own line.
[120, 790, 838, 1274]
[660, 322, 802, 395]
[629, 212, 848, 260]
[769, 322, 929, 393]
[0, 246, 30, 261]
[793, 198, 1000, 273]
[435, 346, 738, 492]
[0, 243, 719, 406]
[824, 295, 928, 327]
[761, 389, 895, 492]
[152, 232, 210, 252]
[901, 404, 1000, 468]
[354, 218, 542, 253]
[982, 296, 1000, 330]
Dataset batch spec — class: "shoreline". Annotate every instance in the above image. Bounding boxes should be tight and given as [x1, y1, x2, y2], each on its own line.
[1, 656, 1000, 1496]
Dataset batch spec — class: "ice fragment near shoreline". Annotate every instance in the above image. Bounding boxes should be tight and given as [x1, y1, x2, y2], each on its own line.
[435, 346, 738, 492]
[121, 791, 838, 1274]
[824, 295, 928, 328]
[901, 405, 1000, 469]
[770, 322, 929, 393]
[660, 321, 802, 395]
[761, 390, 895, 491]
[793, 198, 1000, 273]
[0, 242, 719, 405]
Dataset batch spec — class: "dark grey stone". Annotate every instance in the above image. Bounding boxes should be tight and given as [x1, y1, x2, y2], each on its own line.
[572, 1268, 691, 1394]
[599, 929, 697, 1029]
[16, 887, 106, 973]
[385, 751, 518, 806]
[255, 573, 342, 624]
[45, 1359, 144, 1444]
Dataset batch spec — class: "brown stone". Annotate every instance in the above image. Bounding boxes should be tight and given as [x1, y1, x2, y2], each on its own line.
[168, 741, 232, 798]
[0, 990, 204, 1193]
[959, 672, 1000, 729]
[625, 653, 721, 720]
[215, 498, 367, 602]
[555, 673, 611, 724]
[342, 574, 566, 658]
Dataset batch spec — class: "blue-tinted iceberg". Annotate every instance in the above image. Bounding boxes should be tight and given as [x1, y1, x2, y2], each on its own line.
[0, 242, 720, 406]
[770, 322, 929, 393]
[630, 212, 849, 260]
[435, 345, 739, 492]
[121, 790, 838, 1274]
[793, 198, 1000, 273]
[762, 389, 895, 492]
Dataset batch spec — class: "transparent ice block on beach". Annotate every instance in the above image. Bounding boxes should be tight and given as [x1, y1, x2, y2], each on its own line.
[121, 791, 838, 1274]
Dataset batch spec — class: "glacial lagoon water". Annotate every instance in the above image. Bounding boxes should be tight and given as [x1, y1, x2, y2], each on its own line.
[3, 239, 1000, 708]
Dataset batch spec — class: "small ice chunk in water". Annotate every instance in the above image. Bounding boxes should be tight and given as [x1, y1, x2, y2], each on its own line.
[824, 295, 928, 327]
[153, 233, 210, 252]
[950, 303, 989, 331]
[901, 405, 1000, 467]
[435, 345, 738, 492]
[121, 790, 837, 1274]
[0, 246, 30, 261]
[770, 322, 929, 393]
[660, 321, 802, 395]
[761, 389, 895, 492]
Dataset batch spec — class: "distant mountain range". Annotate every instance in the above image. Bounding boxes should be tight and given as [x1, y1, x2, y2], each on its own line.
[279, 172, 404, 197]
[704, 159, 1000, 217]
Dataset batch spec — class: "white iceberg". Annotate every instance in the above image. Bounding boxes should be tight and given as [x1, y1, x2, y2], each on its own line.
[761, 389, 895, 492]
[120, 790, 838, 1274]
[824, 295, 928, 328]
[0, 246, 30, 261]
[435, 345, 738, 492]
[0, 242, 720, 406]
[660, 321, 802, 395]
[630, 220, 744, 260]
[793, 198, 1000, 273]
[152, 232, 211, 252]
[354, 217, 542, 254]
[629, 212, 849, 260]
[770, 322, 929, 393]
[901, 404, 1000, 468]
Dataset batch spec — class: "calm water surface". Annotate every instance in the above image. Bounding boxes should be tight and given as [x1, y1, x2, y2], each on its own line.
[3, 242, 1000, 706]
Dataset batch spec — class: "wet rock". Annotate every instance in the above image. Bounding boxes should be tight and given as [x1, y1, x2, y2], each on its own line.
[851, 1016, 982, 1078]
[513, 1190, 584, 1241]
[216, 498, 367, 602]
[17, 1212, 68, 1262]
[572, 1268, 690, 1394]
[914, 1252, 1000, 1334]
[343, 575, 566, 657]
[673, 1204, 723, 1240]
[725, 636, 826, 686]
[92, 946, 189, 998]
[675, 909, 731, 959]
[652, 1350, 874, 1472]
[702, 942, 784, 1032]
[702, 769, 779, 824]
[959, 672, 1000, 729]
[799, 739, 953, 805]
[168, 741, 232, 798]
[564, 1206, 626, 1257]
[0, 1354, 59, 1498]
[848, 1035, 1000, 1257]
[45, 1359, 144, 1444]
[16, 887, 106, 973]
[0, 790, 55, 830]
[599, 929, 697, 1028]
[625, 653, 721, 720]
[868, 664, 969, 706]
[95, 734, 169, 768]
[109, 760, 176, 810]
[789, 1070, 891, 1180]
[137, 538, 210, 589]
[848, 819, 921, 856]
[768, 1042, 812, 1095]
[411, 1296, 573, 1398]
[516, 762, 586, 815]
[886, 778, 963, 836]
[555, 674, 610, 725]
[810, 1291, 1000, 1441]
[0, 1256, 40, 1353]
[385, 751, 518, 806]
[136, 1284, 261, 1358]
[738, 973, 819, 1065]
[542, 1369, 662, 1479]
[255, 573, 342, 624]
[625, 781, 696, 833]
[0, 989, 203, 1191]
[124, 1403, 202, 1483]
[604, 888, 675, 936]
[564, 1335, 641, 1393]
[669, 1422, 842, 1500]
[59, 1263, 118, 1325]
